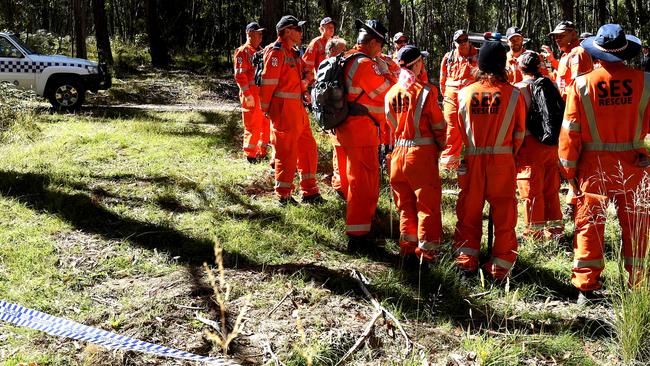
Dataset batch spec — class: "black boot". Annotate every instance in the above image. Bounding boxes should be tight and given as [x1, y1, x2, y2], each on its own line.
[278, 196, 299, 207]
[347, 234, 372, 253]
[302, 193, 326, 205]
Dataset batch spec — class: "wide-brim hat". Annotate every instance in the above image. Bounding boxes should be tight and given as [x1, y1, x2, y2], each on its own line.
[355, 19, 388, 44]
[581, 23, 641, 62]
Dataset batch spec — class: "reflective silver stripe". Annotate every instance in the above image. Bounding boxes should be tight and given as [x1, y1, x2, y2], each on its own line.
[495, 88, 520, 146]
[274, 91, 301, 99]
[636, 73, 650, 141]
[432, 121, 446, 130]
[261, 79, 279, 85]
[465, 146, 513, 155]
[455, 247, 480, 257]
[346, 56, 365, 90]
[445, 79, 470, 87]
[514, 131, 525, 139]
[528, 222, 546, 230]
[385, 101, 398, 129]
[348, 86, 363, 94]
[235, 67, 248, 74]
[419, 240, 442, 251]
[300, 173, 316, 180]
[304, 60, 315, 66]
[395, 137, 436, 147]
[240, 85, 249, 91]
[245, 144, 257, 149]
[259, 142, 270, 148]
[583, 141, 644, 152]
[573, 258, 605, 268]
[489, 257, 514, 270]
[261, 102, 269, 109]
[248, 81, 256, 87]
[625, 256, 646, 268]
[400, 234, 418, 242]
[577, 76, 601, 143]
[546, 220, 564, 228]
[562, 119, 581, 132]
[275, 181, 292, 188]
[413, 85, 431, 138]
[457, 91, 474, 148]
[560, 158, 577, 168]
[363, 104, 384, 114]
[347, 224, 371, 232]
[285, 57, 298, 63]
[368, 81, 392, 99]
[517, 83, 532, 108]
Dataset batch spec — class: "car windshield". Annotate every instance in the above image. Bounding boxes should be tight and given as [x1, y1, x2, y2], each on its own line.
[8, 34, 36, 55]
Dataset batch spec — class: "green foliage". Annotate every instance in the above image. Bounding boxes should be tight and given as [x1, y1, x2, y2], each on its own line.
[0, 83, 41, 143]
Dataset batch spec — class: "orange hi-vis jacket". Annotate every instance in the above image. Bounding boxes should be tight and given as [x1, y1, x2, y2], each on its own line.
[259, 40, 307, 113]
[506, 50, 550, 84]
[233, 42, 259, 98]
[439, 47, 478, 95]
[554, 41, 593, 100]
[559, 63, 650, 291]
[334, 47, 393, 147]
[302, 35, 328, 86]
[453, 79, 526, 278]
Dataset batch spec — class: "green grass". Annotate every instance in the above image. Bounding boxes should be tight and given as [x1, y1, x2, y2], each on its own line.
[0, 93, 644, 364]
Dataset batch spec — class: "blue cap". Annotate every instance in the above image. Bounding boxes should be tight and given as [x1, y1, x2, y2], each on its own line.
[246, 22, 264, 33]
[397, 45, 429, 67]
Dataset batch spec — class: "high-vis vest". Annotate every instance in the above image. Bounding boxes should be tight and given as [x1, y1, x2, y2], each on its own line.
[440, 47, 478, 95]
[558, 64, 650, 180]
[457, 82, 527, 156]
[259, 41, 306, 112]
[302, 35, 328, 86]
[334, 47, 393, 147]
[555, 43, 593, 100]
[233, 42, 259, 98]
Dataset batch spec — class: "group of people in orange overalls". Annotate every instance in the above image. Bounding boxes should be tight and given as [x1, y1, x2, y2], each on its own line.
[234, 16, 650, 304]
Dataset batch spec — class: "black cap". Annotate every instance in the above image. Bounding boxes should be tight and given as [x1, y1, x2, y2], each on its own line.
[518, 51, 541, 74]
[478, 41, 507, 73]
[549, 21, 577, 35]
[453, 29, 468, 41]
[355, 19, 388, 44]
[320, 17, 336, 27]
[276, 15, 306, 33]
[397, 45, 429, 67]
[246, 22, 265, 33]
[506, 26, 523, 39]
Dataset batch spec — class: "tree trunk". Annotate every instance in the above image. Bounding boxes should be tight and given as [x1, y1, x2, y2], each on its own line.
[467, 0, 477, 31]
[597, 0, 608, 24]
[624, 0, 637, 31]
[319, 0, 337, 20]
[73, 0, 87, 59]
[559, 0, 574, 21]
[388, 0, 404, 37]
[145, 0, 170, 67]
[636, 0, 646, 32]
[92, 0, 113, 65]
[261, 0, 281, 46]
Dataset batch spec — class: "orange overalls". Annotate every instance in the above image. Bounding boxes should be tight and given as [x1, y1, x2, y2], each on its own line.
[453, 79, 527, 278]
[439, 47, 478, 169]
[514, 78, 564, 240]
[559, 63, 650, 291]
[259, 40, 320, 199]
[553, 41, 594, 100]
[335, 47, 393, 236]
[507, 50, 551, 84]
[234, 42, 271, 159]
[385, 75, 446, 260]
[302, 35, 328, 86]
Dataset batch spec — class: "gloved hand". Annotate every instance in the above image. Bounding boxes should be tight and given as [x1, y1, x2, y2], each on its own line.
[243, 95, 255, 108]
[375, 57, 390, 75]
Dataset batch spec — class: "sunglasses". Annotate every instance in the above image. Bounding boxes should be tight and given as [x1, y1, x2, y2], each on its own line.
[456, 38, 469, 44]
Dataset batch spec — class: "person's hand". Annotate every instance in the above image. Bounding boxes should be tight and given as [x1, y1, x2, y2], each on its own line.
[303, 92, 312, 105]
[244, 95, 255, 108]
[541, 45, 556, 61]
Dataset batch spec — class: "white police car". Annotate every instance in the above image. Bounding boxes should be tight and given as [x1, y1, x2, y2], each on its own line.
[0, 32, 111, 110]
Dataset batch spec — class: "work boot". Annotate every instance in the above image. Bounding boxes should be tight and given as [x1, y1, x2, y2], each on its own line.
[302, 193, 326, 205]
[347, 234, 372, 254]
[278, 196, 299, 207]
[577, 290, 604, 306]
[246, 156, 258, 164]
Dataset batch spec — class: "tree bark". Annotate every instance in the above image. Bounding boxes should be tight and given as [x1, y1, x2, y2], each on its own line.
[467, 0, 477, 31]
[145, 0, 171, 67]
[73, 0, 87, 59]
[261, 0, 282, 46]
[624, 0, 637, 31]
[388, 0, 404, 37]
[559, 0, 574, 21]
[92, 0, 113, 65]
[597, 0, 608, 24]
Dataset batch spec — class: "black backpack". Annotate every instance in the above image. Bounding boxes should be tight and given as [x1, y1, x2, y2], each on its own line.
[252, 50, 264, 87]
[527, 77, 565, 145]
[311, 52, 370, 130]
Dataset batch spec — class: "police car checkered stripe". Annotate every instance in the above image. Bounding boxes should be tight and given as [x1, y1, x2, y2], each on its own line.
[0, 60, 88, 73]
[0, 299, 240, 365]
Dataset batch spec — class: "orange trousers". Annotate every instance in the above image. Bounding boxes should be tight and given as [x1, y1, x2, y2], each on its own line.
[440, 88, 462, 169]
[572, 151, 650, 291]
[240, 92, 271, 158]
[331, 144, 348, 198]
[267, 99, 319, 198]
[515, 136, 563, 240]
[343, 145, 380, 236]
[390, 146, 442, 261]
[454, 156, 519, 278]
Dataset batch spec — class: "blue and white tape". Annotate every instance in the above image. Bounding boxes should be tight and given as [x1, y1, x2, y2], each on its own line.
[0, 300, 240, 365]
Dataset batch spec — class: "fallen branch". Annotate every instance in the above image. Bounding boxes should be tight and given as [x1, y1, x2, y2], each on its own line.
[196, 314, 222, 336]
[351, 270, 413, 356]
[267, 287, 294, 317]
[335, 310, 383, 366]
[263, 340, 286, 366]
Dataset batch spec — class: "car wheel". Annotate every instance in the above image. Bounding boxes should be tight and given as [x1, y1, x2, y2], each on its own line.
[47, 77, 85, 111]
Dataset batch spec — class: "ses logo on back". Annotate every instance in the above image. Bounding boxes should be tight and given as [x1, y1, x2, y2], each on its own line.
[596, 79, 633, 106]
[471, 92, 501, 114]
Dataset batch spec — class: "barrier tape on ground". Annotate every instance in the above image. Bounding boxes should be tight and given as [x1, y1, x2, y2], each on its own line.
[0, 300, 240, 365]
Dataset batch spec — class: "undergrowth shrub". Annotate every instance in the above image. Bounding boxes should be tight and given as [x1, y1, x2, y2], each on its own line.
[0, 83, 41, 142]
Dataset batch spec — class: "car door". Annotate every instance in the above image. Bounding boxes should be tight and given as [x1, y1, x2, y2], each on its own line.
[0, 35, 36, 90]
